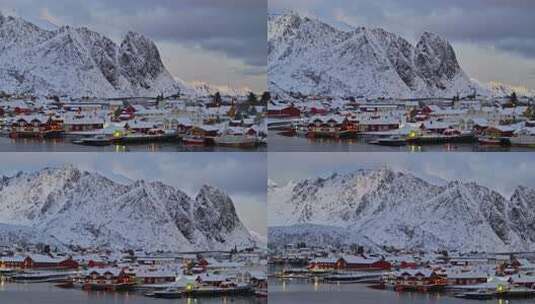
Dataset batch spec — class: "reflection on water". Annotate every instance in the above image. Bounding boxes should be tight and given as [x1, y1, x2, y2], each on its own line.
[0, 137, 266, 152]
[269, 277, 530, 304]
[268, 266, 529, 304]
[0, 282, 264, 304]
[269, 134, 531, 152]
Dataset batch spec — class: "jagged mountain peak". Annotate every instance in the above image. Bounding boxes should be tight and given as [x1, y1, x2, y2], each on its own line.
[0, 14, 188, 97]
[269, 168, 535, 252]
[0, 167, 252, 251]
[268, 13, 476, 98]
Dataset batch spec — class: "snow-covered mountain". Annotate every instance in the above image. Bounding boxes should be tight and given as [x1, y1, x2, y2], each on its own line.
[269, 168, 535, 252]
[268, 12, 479, 99]
[189, 81, 253, 97]
[269, 224, 380, 251]
[0, 166, 254, 252]
[483, 81, 535, 98]
[0, 12, 190, 98]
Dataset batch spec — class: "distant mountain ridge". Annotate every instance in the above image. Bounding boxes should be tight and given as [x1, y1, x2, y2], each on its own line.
[269, 168, 535, 252]
[0, 166, 254, 252]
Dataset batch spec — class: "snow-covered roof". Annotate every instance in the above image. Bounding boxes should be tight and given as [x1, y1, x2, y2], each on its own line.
[446, 271, 488, 279]
[342, 255, 379, 264]
[86, 267, 124, 276]
[0, 255, 26, 262]
[28, 254, 65, 263]
[420, 120, 451, 129]
[135, 268, 176, 278]
[196, 273, 230, 282]
[396, 269, 435, 278]
[63, 114, 104, 124]
[308, 115, 346, 124]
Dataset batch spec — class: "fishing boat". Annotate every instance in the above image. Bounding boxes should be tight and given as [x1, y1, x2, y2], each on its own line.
[454, 289, 496, 300]
[144, 287, 183, 299]
[55, 281, 75, 288]
[72, 135, 111, 146]
[182, 135, 206, 146]
[111, 130, 174, 144]
[509, 130, 535, 147]
[214, 134, 256, 149]
[10, 271, 75, 283]
[407, 132, 475, 144]
[183, 283, 253, 297]
[82, 281, 136, 291]
[323, 272, 383, 284]
[369, 136, 407, 147]
[478, 135, 503, 145]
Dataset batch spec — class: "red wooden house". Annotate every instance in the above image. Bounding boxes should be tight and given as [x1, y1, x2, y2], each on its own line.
[394, 269, 447, 292]
[267, 104, 301, 118]
[308, 255, 391, 271]
[0, 255, 78, 270]
[307, 115, 357, 138]
[10, 115, 63, 138]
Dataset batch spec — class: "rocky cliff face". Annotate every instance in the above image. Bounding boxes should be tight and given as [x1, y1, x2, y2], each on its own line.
[268, 12, 477, 98]
[269, 168, 535, 252]
[0, 12, 189, 97]
[0, 166, 253, 251]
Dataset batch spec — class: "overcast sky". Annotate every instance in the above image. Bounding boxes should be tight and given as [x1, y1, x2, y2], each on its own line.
[0, 153, 267, 236]
[0, 0, 267, 92]
[269, 153, 535, 198]
[270, 0, 535, 90]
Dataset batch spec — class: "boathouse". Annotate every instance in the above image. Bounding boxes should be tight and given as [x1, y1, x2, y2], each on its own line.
[394, 269, 447, 290]
[308, 255, 391, 271]
[0, 254, 78, 270]
[446, 272, 487, 286]
[83, 267, 134, 285]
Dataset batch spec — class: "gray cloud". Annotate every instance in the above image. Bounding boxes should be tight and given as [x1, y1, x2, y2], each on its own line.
[271, 0, 535, 57]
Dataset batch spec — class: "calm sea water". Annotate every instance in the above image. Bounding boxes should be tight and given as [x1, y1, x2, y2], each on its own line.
[0, 137, 266, 152]
[268, 134, 534, 152]
[269, 278, 531, 304]
[0, 282, 265, 304]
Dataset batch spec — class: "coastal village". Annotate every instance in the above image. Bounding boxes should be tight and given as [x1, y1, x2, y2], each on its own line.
[0, 91, 268, 150]
[268, 93, 535, 149]
[269, 244, 535, 300]
[0, 244, 267, 301]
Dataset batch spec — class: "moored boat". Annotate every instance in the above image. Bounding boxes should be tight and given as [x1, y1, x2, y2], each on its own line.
[509, 132, 535, 147]
[10, 271, 75, 283]
[477, 135, 504, 145]
[72, 135, 111, 146]
[144, 287, 183, 298]
[182, 135, 206, 146]
[82, 282, 136, 291]
[323, 272, 383, 284]
[183, 283, 253, 297]
[214, 134, 256, 149]
[454, 289, 496, 300]
[369, 136, 407, 147]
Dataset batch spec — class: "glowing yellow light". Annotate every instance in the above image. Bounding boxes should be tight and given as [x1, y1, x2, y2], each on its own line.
[186, 283, 193, 291]
[112, 130, 123, 138]
[497, 284, 505, 293]
[408, 130, 418, 138]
